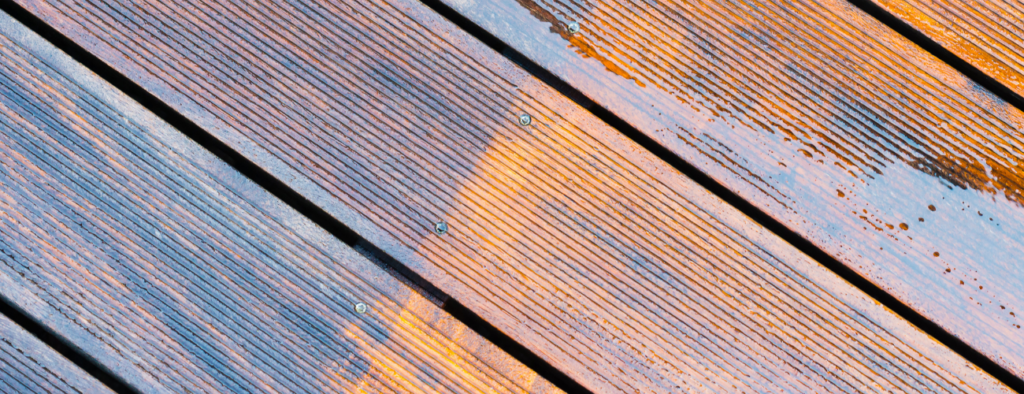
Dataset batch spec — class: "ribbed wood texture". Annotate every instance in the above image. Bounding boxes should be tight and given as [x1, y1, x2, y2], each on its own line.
[872, 0, 1024, 97]
[438, 0, 1024, 379]
[12, 0, 1011, 392]
[0, 13, 557, 394]
[0, 313, 113, 394]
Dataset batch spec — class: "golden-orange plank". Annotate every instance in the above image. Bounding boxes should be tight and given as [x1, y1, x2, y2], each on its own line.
[0, 314, 114, 394]
[11, 0, 1011, 392]
[871, 0, 1024, 97]
[439, 0, 1024, 379]
[0, 13, 558, 394]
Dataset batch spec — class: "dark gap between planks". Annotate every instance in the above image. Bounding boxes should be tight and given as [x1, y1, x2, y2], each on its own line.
[0, 1, 593, 392]
[418, 0, 1024, 391]
[0, 295, 139, 394]
[844, 0, 1024, 114]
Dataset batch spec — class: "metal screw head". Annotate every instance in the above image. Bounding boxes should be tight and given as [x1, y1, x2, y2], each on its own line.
[433, 221, 449, 235]
[354, 302, 368, 314]
[567, 21, 580, 34]
[518, 113, 532, 126]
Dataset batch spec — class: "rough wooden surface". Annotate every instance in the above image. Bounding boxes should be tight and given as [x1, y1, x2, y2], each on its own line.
[871, 0, 1024, 97]
[438, 0, 1024, 379]
[12, 0, 1013, 392]
[0, 13, 558, 394]
[0, 313, 113, 394]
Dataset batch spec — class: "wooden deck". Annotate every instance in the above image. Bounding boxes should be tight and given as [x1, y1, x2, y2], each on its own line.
[0, 0, 1021, 393]
[444, 0, 1024, 380]
[0, 314, 112, 394]
[871, 0, 1024, 98]
[0, 14, 556, 393]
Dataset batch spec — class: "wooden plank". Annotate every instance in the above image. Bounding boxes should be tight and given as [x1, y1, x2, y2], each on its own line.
[0, 314, 114, 394]
[0, 13, 559, 394]
[433, 0, 1024, 380]
[870, 0, 1024, 98]
[10, 0, 1011, 392]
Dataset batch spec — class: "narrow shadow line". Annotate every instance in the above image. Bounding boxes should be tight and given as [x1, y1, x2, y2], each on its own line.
[418, 0, 1024, 391]
[844, 0, 1024, 114]
[0, 296, 138, 394]
[442, 301, 593, 393]
[0, 1, 593, 392]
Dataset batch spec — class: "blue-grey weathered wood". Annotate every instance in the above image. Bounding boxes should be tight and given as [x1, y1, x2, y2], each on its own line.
[0, 11, 557, 394]
[0, 313, 113, 394]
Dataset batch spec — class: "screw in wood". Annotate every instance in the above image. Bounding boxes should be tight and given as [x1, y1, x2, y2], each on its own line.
[567, 21, 580, 34]
[434, 221, 449, 235]
[518, 113, 532, 126]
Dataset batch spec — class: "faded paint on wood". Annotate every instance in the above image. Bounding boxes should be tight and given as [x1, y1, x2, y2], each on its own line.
[0, 313, 114, 394]
[872, 0, 1024, 98]
[12, 0, 1013, 392]
[438, 0, 1024, 379]
[0, 13, 558, 394]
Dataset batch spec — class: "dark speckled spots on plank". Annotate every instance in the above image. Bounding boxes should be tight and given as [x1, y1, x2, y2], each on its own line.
[0, 13, 558, 394]
[437, 0, 1024, 382]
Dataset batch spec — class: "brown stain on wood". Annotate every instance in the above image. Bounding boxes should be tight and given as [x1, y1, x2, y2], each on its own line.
[513, 0, 642, 86]
[518, 0, 1024, 208]
[11, 0, 1015, 392]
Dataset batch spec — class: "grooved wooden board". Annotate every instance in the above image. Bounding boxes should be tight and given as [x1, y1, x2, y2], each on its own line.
[12, 0, 1011, 392]
[0, 13, 558, 394]
[436, 0, 1024, 379]
[871, 0, 1024, 98]
[0, 314, 113, 394]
